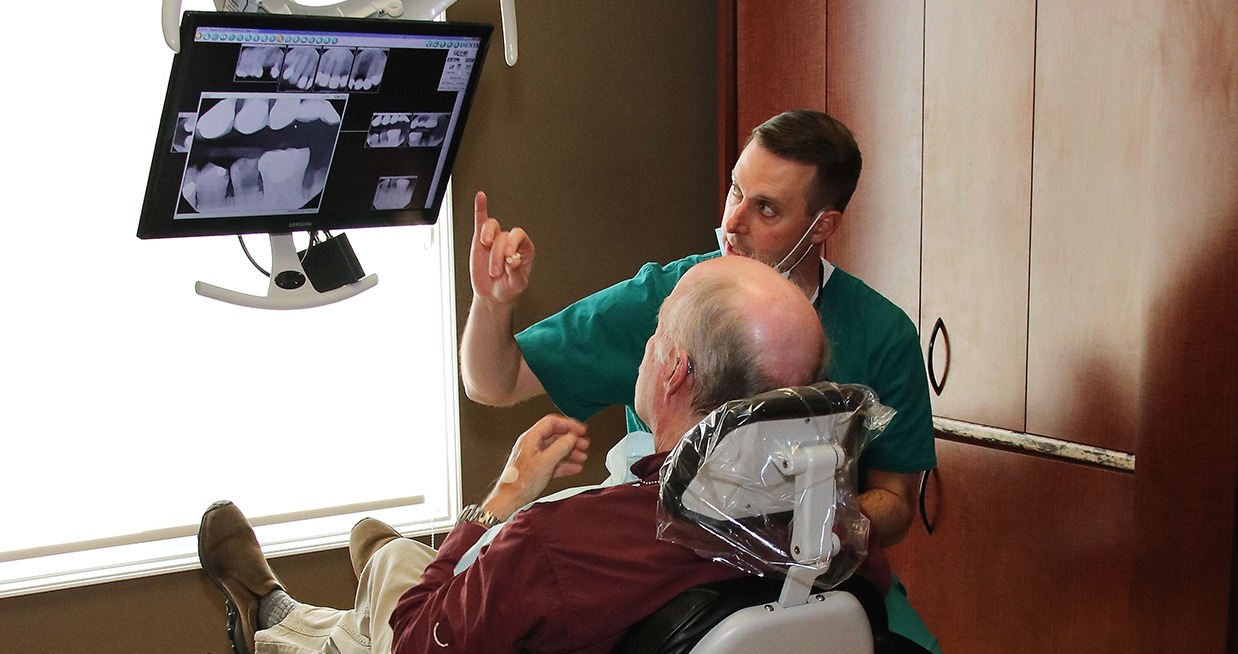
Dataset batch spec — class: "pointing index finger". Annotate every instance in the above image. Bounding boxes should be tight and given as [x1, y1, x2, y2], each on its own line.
[474, 191, 492, 246]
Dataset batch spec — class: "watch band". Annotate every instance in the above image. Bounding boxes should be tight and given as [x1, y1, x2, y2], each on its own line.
[458, 504, 502, 529]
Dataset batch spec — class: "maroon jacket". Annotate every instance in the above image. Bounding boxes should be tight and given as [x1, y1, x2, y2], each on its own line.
[389, 453, 747, 653]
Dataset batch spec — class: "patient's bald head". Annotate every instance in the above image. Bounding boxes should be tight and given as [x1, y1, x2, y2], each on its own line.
[638, 255, 827, 445]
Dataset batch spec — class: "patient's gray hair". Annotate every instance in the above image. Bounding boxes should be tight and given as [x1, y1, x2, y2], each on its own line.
[657, 273, 827, 415]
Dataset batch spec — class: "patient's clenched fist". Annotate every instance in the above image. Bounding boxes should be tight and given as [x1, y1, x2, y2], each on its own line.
[482, 414, 589, 520]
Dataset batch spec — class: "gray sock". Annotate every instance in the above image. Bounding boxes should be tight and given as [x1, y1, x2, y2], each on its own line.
[258, 589, 299, 629]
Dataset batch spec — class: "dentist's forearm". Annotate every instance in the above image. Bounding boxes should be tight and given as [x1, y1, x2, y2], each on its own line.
[460, 295, 543, 406]
[859, 469, 919, 547]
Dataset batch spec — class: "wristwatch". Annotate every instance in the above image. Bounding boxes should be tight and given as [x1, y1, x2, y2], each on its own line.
[458, 504, 502, 528]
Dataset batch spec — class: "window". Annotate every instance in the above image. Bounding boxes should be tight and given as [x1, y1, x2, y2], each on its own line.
[0, 4, 461, 597]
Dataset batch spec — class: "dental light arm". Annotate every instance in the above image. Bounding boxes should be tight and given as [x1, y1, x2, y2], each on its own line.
[162, 0, 518, 65]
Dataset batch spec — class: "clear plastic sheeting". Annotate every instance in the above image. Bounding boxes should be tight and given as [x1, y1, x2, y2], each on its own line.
[657, 382, 894, 591]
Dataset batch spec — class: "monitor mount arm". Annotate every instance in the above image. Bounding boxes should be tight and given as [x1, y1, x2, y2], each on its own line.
[162, 0, 518, 66]
[195, 233, 379, 310]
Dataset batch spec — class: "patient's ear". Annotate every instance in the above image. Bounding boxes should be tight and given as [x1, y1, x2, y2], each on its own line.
[665, 351, 692, 396]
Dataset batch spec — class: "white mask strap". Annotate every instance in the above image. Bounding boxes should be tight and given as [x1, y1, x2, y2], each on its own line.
[774, 211, 824, 274]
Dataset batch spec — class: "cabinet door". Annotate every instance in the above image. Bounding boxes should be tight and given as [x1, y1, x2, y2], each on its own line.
[824, 1, 924, 321]
[919, 0, 1035, 431]
[888, 440, 1136, 653]
[1025, 1, 1160, 452]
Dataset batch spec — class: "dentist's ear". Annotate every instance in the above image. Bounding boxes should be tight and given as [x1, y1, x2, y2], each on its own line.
[811, 209, 843, 245]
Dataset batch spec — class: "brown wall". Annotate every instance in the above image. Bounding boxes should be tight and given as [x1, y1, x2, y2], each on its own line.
[0, 2, 718, 651]
[448, 0, 721, 503]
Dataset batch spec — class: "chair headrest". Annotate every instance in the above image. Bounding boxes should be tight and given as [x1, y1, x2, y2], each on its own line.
[656, 381, 894, 589]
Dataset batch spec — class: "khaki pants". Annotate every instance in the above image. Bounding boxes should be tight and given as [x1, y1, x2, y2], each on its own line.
[256, 538, 436, 654]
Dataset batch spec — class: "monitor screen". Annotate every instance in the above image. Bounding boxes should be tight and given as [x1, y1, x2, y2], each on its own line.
[138, 11, 492, 239]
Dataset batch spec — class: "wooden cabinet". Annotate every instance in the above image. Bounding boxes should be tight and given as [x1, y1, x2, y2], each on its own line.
[720, 0, 1238, 651]
[1025, 0, 1157, 452]
[920, 0, 1036, 432]
[823, 2, 925, 321]
[891, 440, 1137, 653]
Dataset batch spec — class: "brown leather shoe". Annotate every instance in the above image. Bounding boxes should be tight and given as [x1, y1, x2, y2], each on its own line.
[348, 517, 404, 579]
[198, 501, 284, 654]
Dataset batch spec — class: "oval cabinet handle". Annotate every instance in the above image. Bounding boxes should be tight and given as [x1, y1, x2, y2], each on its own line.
[927, 317, 951, 396]
[919, 468, 937, 535]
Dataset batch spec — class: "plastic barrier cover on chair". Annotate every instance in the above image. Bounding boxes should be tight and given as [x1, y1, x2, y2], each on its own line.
[656, 382, 894, 591]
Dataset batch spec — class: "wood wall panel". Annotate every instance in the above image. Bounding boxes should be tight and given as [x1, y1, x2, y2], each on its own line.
[734, 0, 827, 146]
[824, 2, 924, 321]
[889, 440, 1136, 654]
[717, 0, 736, 213]
[919, 0, 1035, 431]
[1128, 1, 1238, 649]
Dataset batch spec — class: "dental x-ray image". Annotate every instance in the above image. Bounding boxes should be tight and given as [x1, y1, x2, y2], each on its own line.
[366, 113, 412, 148]
[349, 48, 388, 91]
[372, 176, 416, 210]
[280, 46, 322, 91]
[315, 47, 356, 90]
[408, 112, 449, 148]
[138, 13, 492, 239]
[235, 45, 285, 81]
[238, 45, 387, 93]
[177, 93, 346, 217]
[171, 113, 196, 153]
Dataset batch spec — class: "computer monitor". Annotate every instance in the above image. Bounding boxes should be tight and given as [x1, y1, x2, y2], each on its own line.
[138, 11, 492, 240]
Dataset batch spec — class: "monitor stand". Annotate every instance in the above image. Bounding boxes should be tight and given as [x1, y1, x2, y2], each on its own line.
[195, 233, 378, 310]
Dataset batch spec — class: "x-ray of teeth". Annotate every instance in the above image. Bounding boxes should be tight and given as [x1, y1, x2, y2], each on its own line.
[197, 98, 237, 139]
[178, 93, 345, 216]
[171, 113, 197, 153]
[349, 48, 388, 91]
[366, 113, 411, 148]
[269, 97, 301, 130]
[281, 47, 322, 91]
[235, 45, 284, 81]
[372, 176, 416, 210]
[256, 147, 315, 210]
[298, 99, 342, 124]
[235, 97, 271, 135]
[408, 112, 449, 148]
[230, 156, 263, 205]
[315, 47, 356, 90]
[187, 163, 230, 208]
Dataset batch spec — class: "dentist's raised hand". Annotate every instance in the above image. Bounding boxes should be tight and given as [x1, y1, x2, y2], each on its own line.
[470, 191, 535, 305]
[461, 191, 547, 406]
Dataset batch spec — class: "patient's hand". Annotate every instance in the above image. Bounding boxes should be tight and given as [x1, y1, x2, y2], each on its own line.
[470, 191, 536, 306]
[481, 414, 589, 521]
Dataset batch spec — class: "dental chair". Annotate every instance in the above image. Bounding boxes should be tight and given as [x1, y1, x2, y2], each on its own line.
[613, 382, 924, 654]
